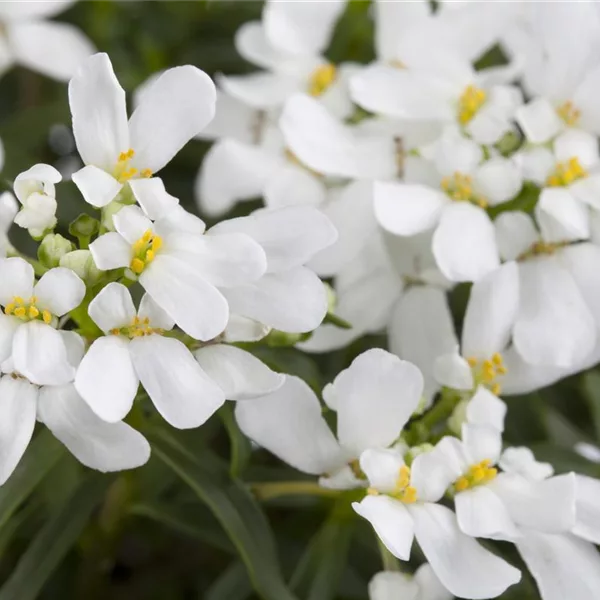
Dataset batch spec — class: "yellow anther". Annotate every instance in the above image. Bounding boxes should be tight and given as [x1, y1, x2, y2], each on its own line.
[400, 486, 418, 504]
[468, 353, 507, 393]
[142, 230, 152, 243]
[308, 63, 337, 97]
[141, 169, 153, 178]
[14, 307, 26, 318]
[110, 327, 120, 335]
[4, 295, 55, 325]
[492, 383, 501, 395]
[367, 487, 379, 496]
[119, 149, 135, 162]
[557, 101, 581, 127]
[546, 157, 587, 187]
[458, 85, 487, 125]
[143, 317, 150, 325]
[110, 315, 163, 339]
[397, 465, 411, 489]
[455, 477, 469, 492]
[470, 465, 485, 483]
[145, 249, 155, 262]
[13, 296, 24, 305]
[467, 356, 478, 367]
[28, 306, 39, 319]
[440, 172, 486, 206]
[454, 459, 497, 492]
[5, 303, 15, 315]
[151, 236, 163, 251]
[492, 353, 503, 366]
[130, 258, 145, 274]
[42, 310, 52, 324]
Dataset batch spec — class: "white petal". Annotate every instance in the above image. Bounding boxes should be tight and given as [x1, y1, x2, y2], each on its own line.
[140, 254, 229, 341]
[414, 563, 453, 600]
[466, 386, 507, 432]
[517, 532, 600, 600]
[319, 465, 363, 491]
[0, 1, 75, 20]
[38, 384, 150, 471]
[112, 205, 153, 244]
[194, 344, 284, 401]
[536, 188, 590, 243]
[33, 267, 85, 316]
[131, 335, 225, 429]
[129, 178, 179, 221]
[88, 282, 136, 333]
[264, 165, 326, 209]
[433, 203, 500, 282]
[234, 21, 280, 70]
[0, 377, 37, 485]
[353, 495, 414, 561]
[198, 90, 258, 144]
[211, 205, 337, 273]
[89, 232, 131, 271]
[461, 261, 519, 359]
[553, 129, 600, 170]
[572, 474, 600, 545]
[513, 257, 596, 368]
[137, 293, 175, 331]
[0, 257, 34, 305]
[570, 173, 600, 210]
[196, 139, 283, 217]
[223, 267, 327, 333]
[12, 321, 74, 385]
[223, 314, 270, 343]
[374, 181, 445, 236]
[409, 503, 521, 599]
[332, 348, 423, 456]
[0, 313, 19, 364]
[498, 447, 554, 481]
[462, 423, 502, 465]
[410, 447, 457, 504]
[129, 66, 216, 174]
[494, 211, 538, 261]
[61, 330, 85, 368]
[14, 163, 61, 202]
[515, 98, 563, 144]
[155, 205, 206, 237]
[69, 53, 129, 171]
[368, 571, 419, 600]
[9, 21, 95, 82]
[263, 0, 344, 56]
[433, 131, 483, 176]
[74, 336, 137, 422]
[389, 285, 457, 403]
[515, 147, 554, 185]
[280, 94, 397, 179]
[455, 487, 521, 541]
[574, 65, 600, 135]
[359, 447, 406, 493]
[473, 158, 522, 205]
[235, 375, 344, 474]
[167, 231, 267, 288]
[219, 72, 301, 110]
[434, 351, 474, 390]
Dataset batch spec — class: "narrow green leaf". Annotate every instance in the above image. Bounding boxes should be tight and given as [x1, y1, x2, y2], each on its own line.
[290, 510, 355, 600]
[219, 404, 252, 478]
[582, 371, 600, 442]
[0, 429, 64, 531]
[149, 430, 299, 600]
[0, 473, 112, 600]
[205, 562, 252, 600]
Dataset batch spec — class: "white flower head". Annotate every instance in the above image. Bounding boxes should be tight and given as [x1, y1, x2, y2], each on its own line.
[0, 257, 85, 385]
[369, 564, 452, 600]
[0, 330, 149, 486]
[13, 163, 61, 238]
[0, 191, 17, 257]
[89, 180, 268, 341]
[69, 52, 216, 209]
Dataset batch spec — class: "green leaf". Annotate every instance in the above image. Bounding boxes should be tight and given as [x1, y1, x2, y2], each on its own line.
[149, 429, 299, 600]
[205, 562, 252, 600]
[0, 473, 112, 600]
[290, 509, 355, 600]
[582, 371, 600, 442]
[0, 429, 64, 531]
[219, 403, 253, 478]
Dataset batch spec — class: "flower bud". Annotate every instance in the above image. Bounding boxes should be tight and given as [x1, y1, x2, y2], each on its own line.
[448, 399, 469, 436]
[37, 233, 74, 267]
[101, 201, 125, 231]
[60, 250, 101, 284]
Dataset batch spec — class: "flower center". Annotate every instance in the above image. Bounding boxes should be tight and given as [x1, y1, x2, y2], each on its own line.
[308, 63, 337, 97]
[110, 316, 163, 339]
[457, 85, 487, 125]
[467, 352, 507, 395]
[4, 296, 53, 325]
[546, 157, 587, 187]
[453, 459, 497, 492]
[557, 100, 581, 127]
[517, 240, 568, 261]
[130, 229, 163, 275]
[367, 465, 418, 504]
[441, 172, 488, 208]
[114, 149, 153, 184]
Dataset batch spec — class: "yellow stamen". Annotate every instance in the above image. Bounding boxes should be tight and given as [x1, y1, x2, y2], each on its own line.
[129, 230, 163, 276]
[130, 258, 145, 274]
[546, 157, 587, 187]
[457, 85, 487, 125]
[468, 353, 507, 394]
[28, 306, 39, 319]
[42, 310, 52, 324]
[440, 171, 488, 207]
[3, 295, 54, 325]
[308, 63, 337, 97]
[454, 459, 498, 492]
[110, 315, 164, 339]
[557, 100, 581, 127]
[14, 307, 26, 318]
[141, 169, 153, 178]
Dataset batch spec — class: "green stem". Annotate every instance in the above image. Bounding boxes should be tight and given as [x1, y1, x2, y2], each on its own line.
[251, 481, 341, 501]
[377, 537, 400, 572]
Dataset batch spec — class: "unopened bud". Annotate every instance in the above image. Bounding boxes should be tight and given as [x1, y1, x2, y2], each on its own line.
[38, 233, 73, 267]
[60, 250, 101, 284]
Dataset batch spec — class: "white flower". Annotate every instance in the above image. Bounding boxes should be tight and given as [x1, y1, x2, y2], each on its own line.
[0, 1, 95, 82]
[374, 130, 522, 282]
[434, 261, 519, 397]
[210, 205, 337, 333]
[516, 130, 600, 242]
[75, 282, 225, 428]
[507, 3, 600, 143]
[89, 179, 268, 341]
[219, 0, 351, 115]
[0, 192, 17, 257]
[236, 348, 424, 488]
[369, 564, 452, 600]
[12, 163, 61, 237]
[0, 257, 85, 385]
[69, 52, 216, 209]
[0, 331, 149, 485]
[494, 211, 599, 369]
[352, 446, 521, 599]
